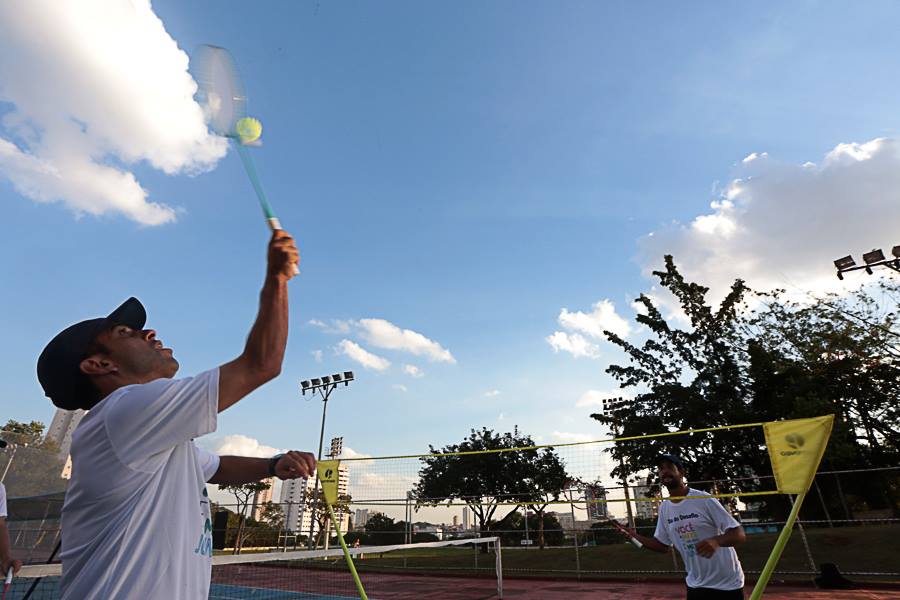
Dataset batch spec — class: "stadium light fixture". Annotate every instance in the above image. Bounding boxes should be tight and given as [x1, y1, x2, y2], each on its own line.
[834, 246, 900, 279]
[299, 371, 355, 549]
[834, 255, 855, 270]
[863, 249, 886, 264]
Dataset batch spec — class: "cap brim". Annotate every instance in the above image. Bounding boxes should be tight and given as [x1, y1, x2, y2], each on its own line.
[107, 297, 146, 330]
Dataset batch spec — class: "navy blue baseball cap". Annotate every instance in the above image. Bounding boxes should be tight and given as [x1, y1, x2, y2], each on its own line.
[37, 298, 146, 410]
[656, 454, 686, 471]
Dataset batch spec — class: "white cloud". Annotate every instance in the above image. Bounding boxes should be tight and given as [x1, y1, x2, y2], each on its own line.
[484, 389, 501, 398]
[392, 383, 408, 393]
[203, 434, 282, 458]
[551, 431, 595, 444]
[546, 331, 601, 359]
[0, 0, 226, 224]
[497, 412, 505, 421]
[357, 318, 455, 363]
[402, 364, 424, 378]
[308, 319, 351, 334]
[558, 300, 632, 339]
[337, 446, 372, 461]
[575, 389, 631, 408]
[337, 340, 391, 371]
[311, 349, 323, 363]
[639, 137, 900, 303]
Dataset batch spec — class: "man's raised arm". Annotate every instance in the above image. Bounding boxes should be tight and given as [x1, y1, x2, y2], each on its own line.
[218, 230, 299, 412]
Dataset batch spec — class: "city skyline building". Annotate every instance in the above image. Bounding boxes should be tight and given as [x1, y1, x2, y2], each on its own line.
[251, 477, 275, 522]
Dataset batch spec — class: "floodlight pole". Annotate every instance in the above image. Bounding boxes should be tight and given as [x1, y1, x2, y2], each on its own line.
[301, 372, 354, 549]
[602, 406, 636, 529]
[307, 387, 331, 549]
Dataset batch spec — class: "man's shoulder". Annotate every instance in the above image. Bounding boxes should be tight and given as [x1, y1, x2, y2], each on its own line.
[104, 371, 216, 408]
[687, 488, 712, 498]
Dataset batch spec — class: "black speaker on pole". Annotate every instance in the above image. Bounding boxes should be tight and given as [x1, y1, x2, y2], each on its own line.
[212, 510, 229, 550]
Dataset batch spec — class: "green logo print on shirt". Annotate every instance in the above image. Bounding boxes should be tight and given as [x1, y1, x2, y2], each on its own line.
[194, 486, 213, 557]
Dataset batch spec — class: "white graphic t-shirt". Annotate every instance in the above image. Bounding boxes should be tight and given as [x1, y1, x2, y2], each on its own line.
[654, 488, 745, 591]
[59, 369, 220, 600]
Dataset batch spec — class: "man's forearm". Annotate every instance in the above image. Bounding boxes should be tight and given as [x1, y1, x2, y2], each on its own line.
[714, 526, 746, 547]
[633, 532, 671, 553]
[209, 456, 271, 485]
[242, 276, 289, 378]
[0, 520, 12, 563]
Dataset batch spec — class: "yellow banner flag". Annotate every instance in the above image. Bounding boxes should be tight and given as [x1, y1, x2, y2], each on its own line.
[764, 415, 834, 494]
[317, 460, 341, 506]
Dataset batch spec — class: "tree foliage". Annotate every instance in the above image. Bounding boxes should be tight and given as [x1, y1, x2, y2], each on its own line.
[0, 420, 66, 497]
[592, 256, 900, 519]
[414, 427, 569, 539]
[220, 480, 271, 553]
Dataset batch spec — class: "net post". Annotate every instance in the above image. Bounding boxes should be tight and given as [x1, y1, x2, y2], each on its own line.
[748, 490, 808, 600]
[326, 502, 369, 600]
[493, 537, 504, 598]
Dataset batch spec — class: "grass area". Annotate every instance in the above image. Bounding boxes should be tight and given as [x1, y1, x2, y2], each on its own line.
[214, 524, 899, 585]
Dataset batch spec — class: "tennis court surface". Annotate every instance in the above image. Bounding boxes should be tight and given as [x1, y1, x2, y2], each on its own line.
[6, 535, 900, 599]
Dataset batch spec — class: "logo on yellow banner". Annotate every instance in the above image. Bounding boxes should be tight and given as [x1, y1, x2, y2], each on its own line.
[764, 415, 833, 494]
[317, 459, 341, 505]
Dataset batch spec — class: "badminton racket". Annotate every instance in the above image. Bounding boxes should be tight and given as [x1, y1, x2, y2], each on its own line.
[608, 517, 643, 548]
[194, 44, 298, 274]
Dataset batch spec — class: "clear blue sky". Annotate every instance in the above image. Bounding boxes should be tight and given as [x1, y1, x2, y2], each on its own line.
[3, 1, 900, 466]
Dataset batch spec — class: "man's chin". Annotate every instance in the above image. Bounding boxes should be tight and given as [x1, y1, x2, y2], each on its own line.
[166, 357, 180, 376]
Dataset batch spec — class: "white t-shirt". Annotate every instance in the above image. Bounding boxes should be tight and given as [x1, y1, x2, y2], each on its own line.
[0, 482, 7, 518]
[59, 369, 220, 600]
[654, 488, 745, 591]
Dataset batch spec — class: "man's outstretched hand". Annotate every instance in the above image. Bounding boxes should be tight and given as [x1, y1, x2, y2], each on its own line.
[268, 230, 300, 281]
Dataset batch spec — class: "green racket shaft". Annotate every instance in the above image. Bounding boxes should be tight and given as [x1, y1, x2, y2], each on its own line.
[234, 142, 299, 274]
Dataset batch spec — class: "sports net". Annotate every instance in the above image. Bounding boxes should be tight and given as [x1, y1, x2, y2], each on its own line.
[3, 537, 502, 600]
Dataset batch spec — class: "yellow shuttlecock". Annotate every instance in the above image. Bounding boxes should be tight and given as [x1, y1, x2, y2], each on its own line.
[235, 117, 262, 144]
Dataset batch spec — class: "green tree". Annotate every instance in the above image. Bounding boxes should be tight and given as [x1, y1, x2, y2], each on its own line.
[592, 257, 900, 519]
[414, 427, 570, 542]
[2, 420, 46, 444]
[221, 480, 271, 553]
[1, 420, 66, 497]
[592, 256, 766, 499]
[363, 512, 405, 545]
[497, 511, 564, 547]
[520, 451, 568, 549]
[302, 491, 352, 548]
[745, 283, 900, 516]
[259, 501, 284, 531]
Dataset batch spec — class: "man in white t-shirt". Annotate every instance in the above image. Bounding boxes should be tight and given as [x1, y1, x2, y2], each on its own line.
[0, 475, 23, 579]
[612, 454, 747, 599]
[37, 230, 314, 600]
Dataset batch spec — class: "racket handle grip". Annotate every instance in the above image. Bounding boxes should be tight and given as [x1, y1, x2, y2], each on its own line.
[629, 536, 643, 548]
[266, 217, 300, 275]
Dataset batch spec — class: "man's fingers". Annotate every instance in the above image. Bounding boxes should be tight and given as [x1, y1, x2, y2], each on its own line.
[278, 451, 316, 478]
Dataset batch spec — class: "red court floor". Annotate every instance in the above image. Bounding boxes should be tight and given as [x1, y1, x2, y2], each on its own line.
[497, 579, 900, 600]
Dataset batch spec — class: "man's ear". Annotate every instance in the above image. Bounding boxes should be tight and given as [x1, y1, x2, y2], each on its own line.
[80, 355, 117, 376]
